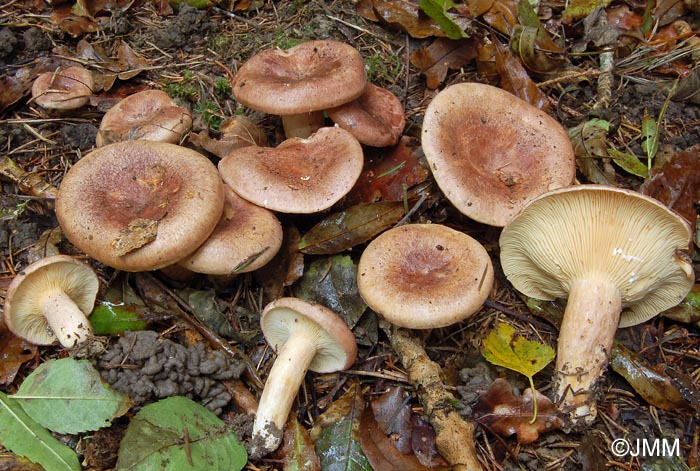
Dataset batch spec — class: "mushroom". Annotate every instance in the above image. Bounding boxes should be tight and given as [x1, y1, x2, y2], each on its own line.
[232, 40, 367, 138]
[218, 126, 364, 214]
[421, 82, 576, 227]
[327, 83, 406, 147]
[31, 66, 94, 110]
[3, 255, 99, 348]
[252, 297, 357, 457]
[96, 90, 192, 147]
[499, 185, 694, 426]
[56, 140, 225, 272]
[357, 223, 493, 329]
[178, 186, 283, 275]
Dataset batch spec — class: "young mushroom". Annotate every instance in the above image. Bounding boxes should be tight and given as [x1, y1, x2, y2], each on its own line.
[499, 185, 694, 427]
[3, 255, 99, 348]
[96, 89, 192, 147]
[218, 127, 364, 214]
[232, 40, 367, 138]
[31, 66, 94, 110]
[357, 224, 493, 329]
[421, 82, 575, 226]
[56, 140, 224, 272]
[252, 297, 357, 457]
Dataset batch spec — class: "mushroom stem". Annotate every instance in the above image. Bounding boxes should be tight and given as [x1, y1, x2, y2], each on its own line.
[553, 278, 621, 426]
[281, 112, 325, 138]
[42, 290, 93, 348]
[252, 330, 317, 457]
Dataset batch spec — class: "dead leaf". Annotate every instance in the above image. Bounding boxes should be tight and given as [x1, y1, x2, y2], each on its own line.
[610, 343, 690, 411]
[409, 37, 480, 89]
[638, 145, 700, 224]
[253, 225, 304, 304]
[111, 218, 159, 256]
[371, 386, 414, 454]
[189, 116, 268, 158]
[0, 321, 37, 386]
[410, 415, 448, 468]
[51, 4, 101, 36]
[472, 378, 563, 444]
[562, 0, 614, 23]
[27, 227, 62, 264]
[482, 0, 519, 35]
[280, 416, 321, 471]
[360, 0, 471, 38]
[493, 35, 550, 110]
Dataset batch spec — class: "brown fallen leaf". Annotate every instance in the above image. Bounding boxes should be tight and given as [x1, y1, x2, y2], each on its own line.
[409, 38, 480, 89]
[189, 116, 268, 158]
[370, 386, 413, 453]
[254, 225, 305, 304]
[0, 321, 37, 386]
[472, 378, 563, 444]
[280, 416, 321, 471]
[493, 34, 550, 110]
[357, 0, 469, 39]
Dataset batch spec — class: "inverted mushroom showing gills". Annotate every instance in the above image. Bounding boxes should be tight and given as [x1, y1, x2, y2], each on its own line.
[56, 141, 225, 272]
[421, 82, 575, 227]
[252, 297, 357, 457]
[357, 224, 493, 329]
[499, 185, 694, 427]
[232, 40, 367, 138]
[3, 255, 99, 348]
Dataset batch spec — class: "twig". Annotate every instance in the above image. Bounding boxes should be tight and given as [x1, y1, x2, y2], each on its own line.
[387, 325, 484, 471]
[0, 155, 59, 203]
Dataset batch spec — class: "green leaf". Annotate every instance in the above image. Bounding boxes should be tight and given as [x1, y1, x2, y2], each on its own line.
[418, 0, 468, 39]
[482, 322, 555, 422]
[641, 110, 659, 160]
[562, 0, 614, 22]
[293, 255, 367, 329]
[311, 384, 371, 471]
[12, 358, 132, 434]
[298, 201, 404, 254]
[607, 148, 649, 178]
[0, 392, 81, 471]
[282, 416, 321, 471]
[91, 302, 148, 336]
[117, 396, 247, 471]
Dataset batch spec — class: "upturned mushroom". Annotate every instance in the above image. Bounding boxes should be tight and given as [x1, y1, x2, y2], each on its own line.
[31, 66, 94, 110]
[3, 255, 99, 348]
[421, 82, 576, 227]
[499, 185, 694, 426]
[218, 127, 364, 214]
[96, 90, 192, 147]
[56, 140, 224, 271]
[252, 297, 357, 457]
[327, 83, 406, 147]
[232, 40, 367, 138]
[357, 223, 493, 329]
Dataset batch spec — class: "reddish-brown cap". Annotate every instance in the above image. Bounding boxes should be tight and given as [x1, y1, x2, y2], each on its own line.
[422, 82, 576, 227]
[31, 66, 94, 110]
[357, 223, 493, 329]
[96, 90, 192, 147]
[218, 127, 364, 214]
[327, 83, 406, 147]
[56, 141, 225, 271]
[178, 186, 283, 275]
[232, 40, 367, 115]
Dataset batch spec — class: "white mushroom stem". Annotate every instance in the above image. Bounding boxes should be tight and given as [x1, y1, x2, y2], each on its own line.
[252, 330, 317, 456]
[554, 278, 622, 426]
[42, 290, 93, 348]
[281, 112, 325, 138]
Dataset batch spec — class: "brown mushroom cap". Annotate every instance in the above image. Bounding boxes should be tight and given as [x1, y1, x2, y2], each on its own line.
[3, 255, 99, 347]
[327, 83, 406, 147]
[358, 223, 493, 329]
[218, 127, 364, 214]
[96, 90, 192, 147]
[232, 40, 367, 115]
[31, 66, 94, 110]
[56, 141, 225, 272]
[499, 185, 694, 328]
[421, 82, 576, 227]
[178, 186, 283, 275]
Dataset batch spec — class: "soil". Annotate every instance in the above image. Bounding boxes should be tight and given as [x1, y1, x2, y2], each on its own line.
[0, 1, 699, 470]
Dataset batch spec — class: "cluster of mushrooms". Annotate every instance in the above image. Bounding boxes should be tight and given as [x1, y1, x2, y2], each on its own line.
[4, 39, 695, 460]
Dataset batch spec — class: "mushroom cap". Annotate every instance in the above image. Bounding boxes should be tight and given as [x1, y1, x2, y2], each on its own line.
[56, 141, 225, 272]
[357, 223, 494, 329]
[499, 185, 694, 328]
[31, 66, 94, 110]
[218, 127, 364, 214]
[178, 186, 283, 275]
[327, 83, 406, 147]
[232, 40, 367, 115]
[3, 255, 99, 345]
[96, 90, 192, 147]
[261, 297, 357, 373]
[421, 82, 576, 227]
